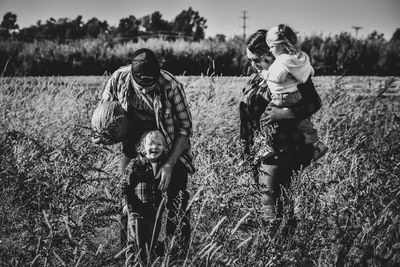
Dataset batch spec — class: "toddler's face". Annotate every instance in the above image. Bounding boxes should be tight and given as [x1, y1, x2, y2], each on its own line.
[143, 133, 166, 161]
[269, 44, 284, 58]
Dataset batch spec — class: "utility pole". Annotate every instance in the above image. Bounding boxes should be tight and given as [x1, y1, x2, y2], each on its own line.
[352, 26, 362, 37]
[241, 11, 248, 40]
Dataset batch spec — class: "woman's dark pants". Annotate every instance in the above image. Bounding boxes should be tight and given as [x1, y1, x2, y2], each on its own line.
[257, 144, 313, 218]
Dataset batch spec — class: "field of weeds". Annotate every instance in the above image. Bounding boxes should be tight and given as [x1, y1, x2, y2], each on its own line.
[1, 75, 400, 266]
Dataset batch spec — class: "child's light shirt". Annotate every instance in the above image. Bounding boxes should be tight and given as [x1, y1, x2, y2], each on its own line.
[261, 51, 314, 94]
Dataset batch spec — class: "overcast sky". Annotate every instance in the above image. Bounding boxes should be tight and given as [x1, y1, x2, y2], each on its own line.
[1, 0, 399, 39]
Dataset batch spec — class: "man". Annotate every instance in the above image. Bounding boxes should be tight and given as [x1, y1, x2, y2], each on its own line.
[101, 48, 194, 256]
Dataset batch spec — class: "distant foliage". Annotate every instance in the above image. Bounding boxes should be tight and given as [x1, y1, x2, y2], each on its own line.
[301, 31, 400, 76]
[0, 37, 246, 76]
[0, 12, 19, 39]
[0, 9, 206, 43]
[172, 7, 207, 41]
[0, 11, 399, 76]
[0, 30, 399, 76]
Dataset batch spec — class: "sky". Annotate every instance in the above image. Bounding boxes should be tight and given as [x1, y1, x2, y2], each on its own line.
[1, 0, 399, 40]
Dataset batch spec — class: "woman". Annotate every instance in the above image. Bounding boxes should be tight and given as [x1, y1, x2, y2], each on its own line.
[240, 29, 323, 219]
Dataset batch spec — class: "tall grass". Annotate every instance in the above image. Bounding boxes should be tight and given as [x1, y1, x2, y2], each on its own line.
[1, 75, 400, 266]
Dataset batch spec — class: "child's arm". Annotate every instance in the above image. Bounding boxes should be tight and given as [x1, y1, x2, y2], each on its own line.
[259, 61, 288, 83]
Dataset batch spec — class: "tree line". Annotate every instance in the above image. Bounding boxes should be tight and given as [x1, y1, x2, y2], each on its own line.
[0, 11, 399, 76]
[0, 9, 207, 42]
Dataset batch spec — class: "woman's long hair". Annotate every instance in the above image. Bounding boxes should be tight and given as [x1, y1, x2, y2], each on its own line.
[246, 29, 270, 56]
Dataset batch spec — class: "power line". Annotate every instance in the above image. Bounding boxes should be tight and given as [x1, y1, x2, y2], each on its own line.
[241, 11, 248, 39]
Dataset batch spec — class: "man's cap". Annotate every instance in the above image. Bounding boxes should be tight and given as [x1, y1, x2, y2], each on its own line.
[131, 48, 160, 87]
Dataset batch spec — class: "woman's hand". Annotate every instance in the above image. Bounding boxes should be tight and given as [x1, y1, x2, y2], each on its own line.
[262, 106, 295, 124]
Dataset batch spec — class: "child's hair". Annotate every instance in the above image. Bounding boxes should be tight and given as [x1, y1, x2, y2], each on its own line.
[266, 24, 299, 55]
[246, 29, 270, 56]
[137, 130, 168, 158]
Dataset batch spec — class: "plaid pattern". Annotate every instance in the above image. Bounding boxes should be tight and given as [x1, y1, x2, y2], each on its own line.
[102, 66, 195, 173]
[121, 157, 162, 219]
[240, 73, 322, 153]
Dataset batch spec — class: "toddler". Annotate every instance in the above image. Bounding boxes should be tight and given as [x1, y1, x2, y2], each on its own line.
[122, 130, 167, 264]
[255, 24, 328, 161]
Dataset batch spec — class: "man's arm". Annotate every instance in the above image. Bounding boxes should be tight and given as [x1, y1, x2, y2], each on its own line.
[101, 71, 121, 102]
[157, 79, 192, 191]
[170, 81, 193, 137]
[165, 135, 188, 166]
[166, 81, 192, 164]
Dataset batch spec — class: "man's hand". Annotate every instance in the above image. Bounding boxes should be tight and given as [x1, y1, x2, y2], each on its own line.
[122, 205, 129, 215]
[156, 163, 174, 192]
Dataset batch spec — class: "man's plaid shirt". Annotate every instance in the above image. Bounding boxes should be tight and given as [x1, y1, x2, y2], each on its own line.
[102, 65, 195, 173]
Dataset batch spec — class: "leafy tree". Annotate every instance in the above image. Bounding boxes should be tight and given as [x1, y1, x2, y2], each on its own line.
[383, 28, 400, 75]
[0, 12, 19, 38]
[65, 15, 86, 40]
[17, 20, 47, 41]
[37, 16, 86, 41]
[215, 34, 226, 43]
[118, 15, 140, 39]
[17, 25, 39, 42]
[141, 11, 173, 33]
[42, 18, 58, 39]
[367, 30, 385, 41]
[173, 7, 207, 41]
[85, 17, 108, 38]
[390, 28, 400, 42]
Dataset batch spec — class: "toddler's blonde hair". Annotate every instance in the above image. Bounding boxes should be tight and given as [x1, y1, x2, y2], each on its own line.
[137, 130, 168, 158]
[266, 24, 299, 55]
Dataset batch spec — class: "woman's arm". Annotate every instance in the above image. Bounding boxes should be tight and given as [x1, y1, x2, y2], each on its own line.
[262, 76, 322, 123]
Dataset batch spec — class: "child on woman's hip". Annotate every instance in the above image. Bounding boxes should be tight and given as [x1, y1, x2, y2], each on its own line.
[269, 90, 319, 144]
[257, 24, 328, 161]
